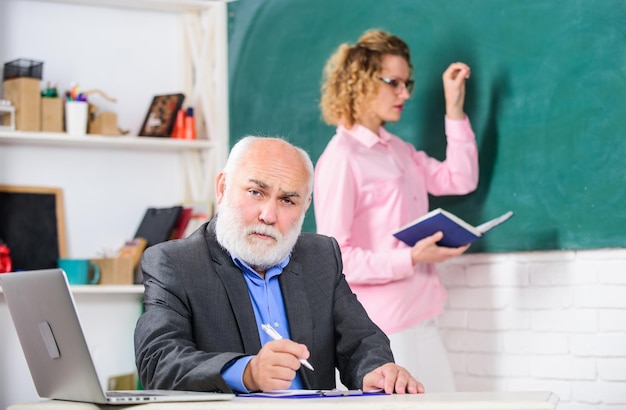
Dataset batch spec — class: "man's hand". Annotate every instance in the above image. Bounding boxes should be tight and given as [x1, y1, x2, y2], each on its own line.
[242, 339, 310, 391]
[410, 231, 470, 265]
[362, 363, 424, 394]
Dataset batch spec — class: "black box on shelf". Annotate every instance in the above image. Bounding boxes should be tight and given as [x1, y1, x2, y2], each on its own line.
[3, 58, 43, 80]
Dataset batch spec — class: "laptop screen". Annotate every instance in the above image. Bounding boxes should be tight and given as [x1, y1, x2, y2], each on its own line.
[0, 269, 234, 405]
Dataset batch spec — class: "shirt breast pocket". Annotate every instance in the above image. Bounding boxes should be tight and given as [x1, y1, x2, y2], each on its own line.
[359, 176, 403, 209]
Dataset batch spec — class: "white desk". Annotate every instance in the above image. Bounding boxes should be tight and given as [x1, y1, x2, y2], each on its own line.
[8, 391, 559, 410]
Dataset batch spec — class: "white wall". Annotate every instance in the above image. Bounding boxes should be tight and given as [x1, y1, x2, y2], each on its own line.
[0, 0, 184, 136]
[0, 0, 186, 257]
[0, 2, 188, 410]
[0, 144, 183, 258]
[439, 248, 626, 410]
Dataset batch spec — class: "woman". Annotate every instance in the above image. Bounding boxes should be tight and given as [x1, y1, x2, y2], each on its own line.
[314, 29, 479, 392]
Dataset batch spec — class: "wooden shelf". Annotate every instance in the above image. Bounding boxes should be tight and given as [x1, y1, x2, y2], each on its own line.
[30, 0, 228, 13]
[0, 130, 213, 152]
[0, 283, 144, 295]
[69, 284, 144, 294]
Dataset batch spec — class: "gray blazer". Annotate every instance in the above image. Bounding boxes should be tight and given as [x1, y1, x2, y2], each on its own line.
[134, 218, 393, 393]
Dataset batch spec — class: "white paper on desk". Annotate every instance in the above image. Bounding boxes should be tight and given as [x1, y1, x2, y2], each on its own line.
[238, 389, 371, 398]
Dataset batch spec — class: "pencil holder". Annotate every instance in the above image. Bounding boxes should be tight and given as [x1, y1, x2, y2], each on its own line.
[65, 101, 88, 135]
[42, 97, 63, 132]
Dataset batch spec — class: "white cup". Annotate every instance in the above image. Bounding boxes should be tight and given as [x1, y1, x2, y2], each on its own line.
[65, 101, 88, 135]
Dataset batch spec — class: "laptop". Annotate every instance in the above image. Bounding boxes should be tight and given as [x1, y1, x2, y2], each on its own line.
[0, 268, 235, 404]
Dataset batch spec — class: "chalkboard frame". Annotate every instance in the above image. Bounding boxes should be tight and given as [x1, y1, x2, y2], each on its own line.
[0, 185, 67, 271]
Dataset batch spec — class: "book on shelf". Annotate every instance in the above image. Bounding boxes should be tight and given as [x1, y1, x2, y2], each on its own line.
[169, 207, 193, 240]
[392, 208, 514, 248]
[182, 202, 214, 238]
[134, 206, 182, 248]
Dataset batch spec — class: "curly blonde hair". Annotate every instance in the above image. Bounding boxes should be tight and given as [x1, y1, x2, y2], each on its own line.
[320, 29, 412, 128]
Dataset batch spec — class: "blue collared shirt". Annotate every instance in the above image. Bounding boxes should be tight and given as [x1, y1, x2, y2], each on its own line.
[220, 254, 305, 392]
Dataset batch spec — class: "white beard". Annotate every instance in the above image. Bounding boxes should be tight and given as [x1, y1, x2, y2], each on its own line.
[215, 195, 304, 271]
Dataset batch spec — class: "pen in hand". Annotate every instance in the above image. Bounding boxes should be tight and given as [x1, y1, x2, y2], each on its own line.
[261, 323, 315, 371]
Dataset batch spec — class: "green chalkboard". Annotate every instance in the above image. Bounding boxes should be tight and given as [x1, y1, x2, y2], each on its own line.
[228, 0, 626, 252]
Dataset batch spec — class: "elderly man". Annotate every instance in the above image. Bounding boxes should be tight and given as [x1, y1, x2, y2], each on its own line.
[134, 136, 423, 394]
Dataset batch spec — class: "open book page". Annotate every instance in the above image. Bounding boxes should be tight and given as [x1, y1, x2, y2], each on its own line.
[394, 208, 478, 235]
[438, 209, 482, 236]
[392, 208, 514, 248]
[475, 211, 514, 233]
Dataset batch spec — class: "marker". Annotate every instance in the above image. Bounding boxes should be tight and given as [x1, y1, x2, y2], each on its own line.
[261, 323, 314, 371]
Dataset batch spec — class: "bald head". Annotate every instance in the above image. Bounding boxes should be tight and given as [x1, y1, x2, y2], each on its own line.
[221, 136, 314, 201]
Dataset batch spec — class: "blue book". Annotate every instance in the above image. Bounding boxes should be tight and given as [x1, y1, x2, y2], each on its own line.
[392, 208, 514, 248]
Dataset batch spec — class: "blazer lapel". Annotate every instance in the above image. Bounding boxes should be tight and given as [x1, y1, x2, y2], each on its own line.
[208, 227, 261, 354]
[280, 259, 315, 385]
[280, 260, 313, 345]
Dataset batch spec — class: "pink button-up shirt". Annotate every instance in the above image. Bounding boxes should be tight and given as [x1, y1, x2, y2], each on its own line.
[314, 117, 478, 334]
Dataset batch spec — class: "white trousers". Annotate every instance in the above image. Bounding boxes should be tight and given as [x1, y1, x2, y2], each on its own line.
[336, 319, 455, 393]
[388, 318, 456, 393]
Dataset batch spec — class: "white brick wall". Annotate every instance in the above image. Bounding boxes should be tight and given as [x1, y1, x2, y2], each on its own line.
[438, 248, 626, 410]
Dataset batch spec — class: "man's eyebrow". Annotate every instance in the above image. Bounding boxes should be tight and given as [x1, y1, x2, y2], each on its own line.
[249, 178, 300, 198]
[249, 178, 269, 189]
[281, 190, 300, 198]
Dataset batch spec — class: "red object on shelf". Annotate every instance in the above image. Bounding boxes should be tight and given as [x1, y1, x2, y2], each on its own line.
[0, 242, 12, 273]
[171, 109, 185, 139]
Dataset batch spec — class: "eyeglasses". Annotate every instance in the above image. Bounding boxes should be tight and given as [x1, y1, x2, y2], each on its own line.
[378, 77, 415, 94]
